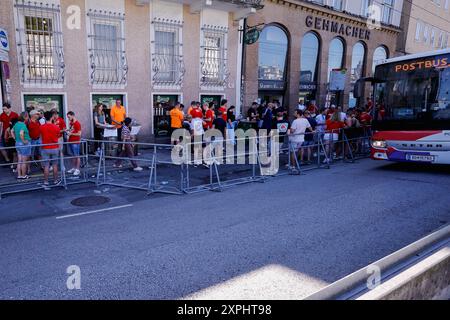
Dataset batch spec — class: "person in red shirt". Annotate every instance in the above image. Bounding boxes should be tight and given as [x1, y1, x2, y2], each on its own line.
[218, 99, 228, 122]
[27, 110, 42, 169]
[323, 111, 346, 163]
[1, 103, 19, 162]
[359, 110, 373, 126]
[307, 103, 318, 117]
[189, 103, 203, 119]
[366, 97, 373, 112]
[51, 109, 66, 140]
[66, 111, 82, 176]
[40, 111, 61, 188]
[326, 105, 336, 119]
[203, 102, 215, 130]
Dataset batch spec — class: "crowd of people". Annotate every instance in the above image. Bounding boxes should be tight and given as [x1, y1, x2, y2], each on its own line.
[168, 98, 374, 165]
[0, 102, 82, 188]
[0, 96, 375, 184]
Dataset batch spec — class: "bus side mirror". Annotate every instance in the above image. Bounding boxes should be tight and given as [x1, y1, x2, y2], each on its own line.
[353, 79, 365, 99]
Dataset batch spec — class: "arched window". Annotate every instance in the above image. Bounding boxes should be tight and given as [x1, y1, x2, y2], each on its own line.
[300, 32, 320, 106]
[258, 25, 288, 81]
[372, 46, 388, 73]
[327, 37, 345, 82]
[351, 42, 366, 83]
[349, 42, 367, 108]
[300, 32, 320, 83]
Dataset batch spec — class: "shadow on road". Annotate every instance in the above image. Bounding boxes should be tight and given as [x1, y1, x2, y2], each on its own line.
[374, 162, 450, 175]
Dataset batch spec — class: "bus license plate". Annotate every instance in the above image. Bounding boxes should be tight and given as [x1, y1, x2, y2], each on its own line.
[407, 155, 435, 162]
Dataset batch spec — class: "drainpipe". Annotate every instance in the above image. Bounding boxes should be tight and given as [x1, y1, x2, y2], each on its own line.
[236, 18, 247, 117]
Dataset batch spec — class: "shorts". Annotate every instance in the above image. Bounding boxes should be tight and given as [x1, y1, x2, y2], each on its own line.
[323, 133, 339, 142]
[31, 139, 41, 157]
[290, 141, 304, 151]
[69, 143, 81, 156]
[41, 148, 60, 167]
[302, 140, 315, 147]
[16, 141, 32, 157]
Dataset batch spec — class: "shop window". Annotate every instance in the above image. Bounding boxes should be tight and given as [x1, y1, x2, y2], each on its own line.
[349, 42, 367, 108]
[327, 37, 345, 82]
[258, 25, 288, 82]
[300, 32, 320, 106]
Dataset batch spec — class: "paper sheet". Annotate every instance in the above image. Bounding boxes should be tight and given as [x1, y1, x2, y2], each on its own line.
[131, 126, 141, 136]
[103, 128, 118, 138]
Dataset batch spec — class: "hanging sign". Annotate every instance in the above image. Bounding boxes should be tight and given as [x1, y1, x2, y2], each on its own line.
[244, 28, 260, 45]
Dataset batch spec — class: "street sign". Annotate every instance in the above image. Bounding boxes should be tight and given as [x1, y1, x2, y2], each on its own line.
[244, 28, 260, 45]
[329, 68, 347, 91]
[0, 28, 9, 51]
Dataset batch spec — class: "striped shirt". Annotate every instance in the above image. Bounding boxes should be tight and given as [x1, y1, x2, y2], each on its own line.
[121, 125, 131, 141]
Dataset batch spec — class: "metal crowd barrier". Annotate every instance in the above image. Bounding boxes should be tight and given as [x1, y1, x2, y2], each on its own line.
[181, 135, 267, 194]
[0, 125, 372, 199]
[86, 139, 184, 195]
[0, 141, 89, 198]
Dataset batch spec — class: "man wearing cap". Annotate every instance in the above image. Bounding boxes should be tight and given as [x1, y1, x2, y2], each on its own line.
[27, 110, 42, 168]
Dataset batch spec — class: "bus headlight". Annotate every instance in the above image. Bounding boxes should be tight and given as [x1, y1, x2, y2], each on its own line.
[372, 140, 387, 148]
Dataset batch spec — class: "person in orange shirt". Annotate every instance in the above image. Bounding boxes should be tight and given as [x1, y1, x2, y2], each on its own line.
[110, 100, 126, 151]
[111, 99, 126, 129]
[169, 102, 184, 136]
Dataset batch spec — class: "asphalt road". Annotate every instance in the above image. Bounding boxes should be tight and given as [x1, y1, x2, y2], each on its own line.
[0, 159, 449, 299]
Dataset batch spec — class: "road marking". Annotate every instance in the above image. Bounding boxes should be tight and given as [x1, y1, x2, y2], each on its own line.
[56, 204, 133, 220]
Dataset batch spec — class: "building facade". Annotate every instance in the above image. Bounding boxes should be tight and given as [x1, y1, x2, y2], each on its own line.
[397, 0, 450, 55]
[0, 0, 262, 138]
[243, 0, 403, 113]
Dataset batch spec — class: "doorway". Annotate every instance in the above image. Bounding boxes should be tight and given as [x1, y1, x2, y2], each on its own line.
[92, 94, 125, 123]
[152, 94, 179, 137]
[23, 94, 65, 117]
[258, 92, 284, 107]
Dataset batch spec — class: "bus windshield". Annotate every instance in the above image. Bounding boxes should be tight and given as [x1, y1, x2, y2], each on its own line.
[374, 53, 450, 125]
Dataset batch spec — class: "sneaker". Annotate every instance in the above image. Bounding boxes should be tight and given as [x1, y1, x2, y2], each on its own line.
[73, 169, 81, 176]
[42, 182, 51, 190]
[133, 166, 143, 172]
[113, 164, 123, 168]
[67, 168, 75, 174]
[54, 179, 62, 186]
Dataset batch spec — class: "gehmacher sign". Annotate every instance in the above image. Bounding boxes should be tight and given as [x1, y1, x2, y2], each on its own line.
[306, 16, 370, 41]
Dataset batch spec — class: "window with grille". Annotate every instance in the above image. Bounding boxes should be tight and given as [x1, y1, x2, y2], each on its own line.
[200, 27, 229, 88]
[14, 0, 65, 84]
[151, 19, 184, 87]
[87, 10, 127, 85]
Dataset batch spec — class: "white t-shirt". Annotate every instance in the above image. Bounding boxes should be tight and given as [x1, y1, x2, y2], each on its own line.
[290, 118, 311, 143]
[298, 104, 306, 111]
[315, 114, 326, 133]
[190, 118, 204, 136]
[340, 112, 347, 122]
